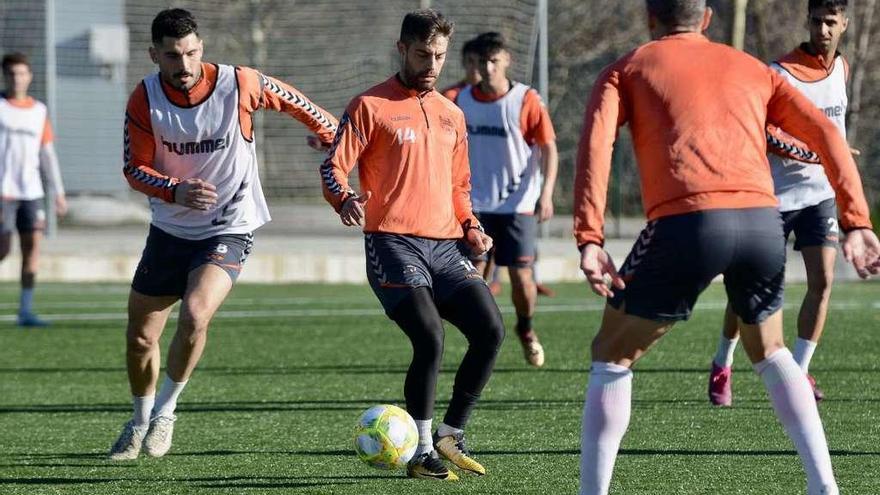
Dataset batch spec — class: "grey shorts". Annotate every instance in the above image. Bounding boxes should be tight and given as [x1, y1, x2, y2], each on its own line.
[782, 198, 839, 250]
[132, 225, 253, 297]
[472, 213, 537, 267]
[609, 207, 786, 324]
[365, 233, 486, 314]
[0, 199, 46, 234]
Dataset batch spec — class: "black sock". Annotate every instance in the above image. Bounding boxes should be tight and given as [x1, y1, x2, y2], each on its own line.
[516, 315, 535, 341]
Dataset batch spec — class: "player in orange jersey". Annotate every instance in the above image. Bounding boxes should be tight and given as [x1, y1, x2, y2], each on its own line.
[573, 1, 879, 494]
[321, 9, 503, 481]
[108, 8, 337, 461]
[0, 52, 67, 327]
[709, 0, 851, 407]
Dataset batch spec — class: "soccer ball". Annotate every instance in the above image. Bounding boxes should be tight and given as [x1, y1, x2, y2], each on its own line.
[353, 404, 418, 470]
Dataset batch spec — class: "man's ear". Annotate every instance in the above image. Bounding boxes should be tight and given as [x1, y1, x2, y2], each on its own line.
[700, 7, 714, 32]
[149, 45, 159, 64]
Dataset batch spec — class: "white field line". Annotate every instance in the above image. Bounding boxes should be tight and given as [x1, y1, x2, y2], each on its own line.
[0, 300, 875, 323]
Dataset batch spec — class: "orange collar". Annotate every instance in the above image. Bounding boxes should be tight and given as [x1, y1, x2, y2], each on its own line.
[776, 44, 841, 81]
[159, 63, 218, 107]
[471, 81, 514, 103]
[2, 94, 35, 108]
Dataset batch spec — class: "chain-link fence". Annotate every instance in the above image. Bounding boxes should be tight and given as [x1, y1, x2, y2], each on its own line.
[3, 1, 878, 231]
[2, 0, 540, 202]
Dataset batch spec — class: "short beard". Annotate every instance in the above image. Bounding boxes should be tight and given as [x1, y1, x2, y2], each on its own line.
[400, 64, 435, 92]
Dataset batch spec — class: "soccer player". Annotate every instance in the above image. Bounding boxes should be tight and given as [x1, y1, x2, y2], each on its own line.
[456, 33, 558, 367]
[320, 9, 504, 481]
[0, 52, 67, 327]
[574, 1, 879, 494]
[108, 8, 337, 460]
[709, 0, 851, 406]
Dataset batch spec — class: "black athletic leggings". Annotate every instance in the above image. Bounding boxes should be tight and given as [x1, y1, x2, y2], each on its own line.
[390, 284, 505, 429]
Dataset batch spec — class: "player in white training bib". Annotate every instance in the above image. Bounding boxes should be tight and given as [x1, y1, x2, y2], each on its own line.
[0, 52, 67, 327]
[709, 0, 852, 407]
[108, 8, 338, 461]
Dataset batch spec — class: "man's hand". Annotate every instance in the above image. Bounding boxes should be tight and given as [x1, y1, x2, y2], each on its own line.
[306, 135, 331, 152]
[174, 178, 218, 210]
[842, 228, 880, 279]
[340, 191, 371, 226]
[536, 195, 554, 223]
[465, 227, 493, 256]
[55, 194, 68, 216]
[580, 243, 625, 297]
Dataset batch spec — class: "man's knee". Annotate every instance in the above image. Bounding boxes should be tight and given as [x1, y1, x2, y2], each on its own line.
[178, 300, 214, 338]
[807, 273, 834, 300]
[126, 326, 160, 354]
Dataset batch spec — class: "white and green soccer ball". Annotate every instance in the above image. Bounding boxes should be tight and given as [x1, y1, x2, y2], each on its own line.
[353, 404, 418, 470]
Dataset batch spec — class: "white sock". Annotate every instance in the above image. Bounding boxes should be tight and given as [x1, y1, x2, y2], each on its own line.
[793, 338, 818, 373]
[580, 362, 632, 495]
[414, 419, 433, 456]
[152, 375, 187, 418]
[19, 288, 34, 315]
[436, 422, 463, 438]
[133, 395, 155, 428]
[754, 348, 837, 495]
[713, 335, 739, 368]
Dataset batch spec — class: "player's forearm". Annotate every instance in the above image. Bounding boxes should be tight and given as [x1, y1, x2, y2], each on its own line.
[539, 141, 558, 200]
[39, 142, 65, 196]
[123, 162, 179, 202]
[260, 74, 338, 143]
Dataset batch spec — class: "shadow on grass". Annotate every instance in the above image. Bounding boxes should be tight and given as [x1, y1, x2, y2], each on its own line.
[0, 474, 398, 489]
[476, 448, 880, 457]
[2, 364, 877, 376]
[3, 394, 878, 415]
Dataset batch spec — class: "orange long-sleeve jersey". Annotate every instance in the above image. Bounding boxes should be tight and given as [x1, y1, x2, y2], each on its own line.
[574, 32, 872, 247]
[124, 63, 338, 202]
[320, 75, 479, 239]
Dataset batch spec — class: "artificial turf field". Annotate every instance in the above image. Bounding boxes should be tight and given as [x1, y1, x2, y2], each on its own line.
[0, 281, 877, 494]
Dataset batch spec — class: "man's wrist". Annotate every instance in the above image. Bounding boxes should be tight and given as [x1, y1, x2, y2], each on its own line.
[463, 219, 484, 233]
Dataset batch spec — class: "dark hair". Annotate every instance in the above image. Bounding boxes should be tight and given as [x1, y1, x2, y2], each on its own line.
[461, 37, 480, 57]
[399, 9, 454, 45]
[474, 32, 507, 58]
[2, 52, 30, 73]
[151, 8, 199, 44]
[645, 0, 706, 27]
[809, 0, 847, 13]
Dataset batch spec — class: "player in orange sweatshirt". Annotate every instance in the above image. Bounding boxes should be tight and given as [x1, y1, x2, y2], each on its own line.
[573, 2, 879, 494]
[321, 9, 503, 481]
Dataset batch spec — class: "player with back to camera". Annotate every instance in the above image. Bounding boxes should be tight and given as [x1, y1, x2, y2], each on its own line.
[709, 0, 853, 407]
[574, 1, 880, 493]
[320, 9, 504, 481]
[455, 32, 558, 367]
[108, 8, 338, 461]
[0, 52, 67, 327]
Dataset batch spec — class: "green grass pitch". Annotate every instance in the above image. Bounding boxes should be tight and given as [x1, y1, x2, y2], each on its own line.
[0, 281, 878, 494]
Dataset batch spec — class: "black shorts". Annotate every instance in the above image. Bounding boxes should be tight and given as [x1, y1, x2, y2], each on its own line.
[132, 225, 254, 297]
[0, 199, 46, 234]
[365, 233, 486, 315]
[609, 208, 785, 324]
[782, 198, 839, 250]
[472, 213, 537, 267]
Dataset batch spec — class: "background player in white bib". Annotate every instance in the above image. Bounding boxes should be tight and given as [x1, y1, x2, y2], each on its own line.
[708, 0, 852, 407]
[0, 52, 67, 327]
[456, 33, 558, 367]
[0, 53, 67, 327]
[109, 9, 338, 460]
